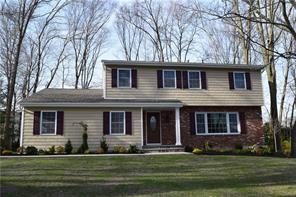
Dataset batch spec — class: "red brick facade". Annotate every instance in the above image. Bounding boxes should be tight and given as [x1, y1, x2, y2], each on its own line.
[143, 106, 264, 148]
[180, 106, 264, 149]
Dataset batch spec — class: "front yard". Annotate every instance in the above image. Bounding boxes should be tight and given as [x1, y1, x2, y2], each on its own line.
[1, 154, 296, 197]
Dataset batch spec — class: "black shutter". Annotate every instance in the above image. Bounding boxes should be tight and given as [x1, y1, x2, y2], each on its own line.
[201, 71, 207, 89]
[57, 111, 64, 135]
[190, 112, 196, 135]
[228, 72, 234, 90]
[111, 69, 117, 88]
[176, 71, 182, 88]
[245, 72, 251, 90]
[33, 111, 40, 135]
[239, 112, 247, 134]
[157, 70, 163, 88]
[132, 69, 137, 88]
[125, 112, 132, 135]
[182, 71, 188, 89]
[103, 112, 110, 135]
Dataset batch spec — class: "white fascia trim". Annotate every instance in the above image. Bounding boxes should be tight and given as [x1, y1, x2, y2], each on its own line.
[20, 107, 24, 147]
[103, 63, 106, 98]
[21, 102, 183, 108]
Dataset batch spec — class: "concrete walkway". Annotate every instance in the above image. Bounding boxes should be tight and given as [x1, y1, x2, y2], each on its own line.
[0, 152, 191, 158]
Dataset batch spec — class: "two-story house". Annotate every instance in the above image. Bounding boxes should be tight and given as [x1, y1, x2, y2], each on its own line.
[20, 60, 264, 151]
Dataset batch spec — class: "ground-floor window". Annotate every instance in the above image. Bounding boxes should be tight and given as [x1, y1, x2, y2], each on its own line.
[40, 111, 57, 135]
[110, 111, 125, 134]
[195, 112, 240, 135]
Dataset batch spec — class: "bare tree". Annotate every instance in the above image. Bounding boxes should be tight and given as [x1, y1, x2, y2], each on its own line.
[0, 0, 45, 149]
[115, 5, 144, 61]
[65, 0, 112, 89]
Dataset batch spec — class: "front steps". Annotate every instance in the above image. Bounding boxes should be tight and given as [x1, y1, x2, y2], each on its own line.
[142, 145, 184, 153]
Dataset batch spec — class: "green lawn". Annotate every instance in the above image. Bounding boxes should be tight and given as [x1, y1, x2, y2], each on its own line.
[1, 154, 296, 197]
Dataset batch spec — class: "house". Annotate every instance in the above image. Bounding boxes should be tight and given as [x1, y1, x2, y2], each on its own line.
[19, 60, 264, 151]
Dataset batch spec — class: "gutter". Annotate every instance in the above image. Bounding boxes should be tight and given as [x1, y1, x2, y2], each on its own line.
[20, 102, 183, 108]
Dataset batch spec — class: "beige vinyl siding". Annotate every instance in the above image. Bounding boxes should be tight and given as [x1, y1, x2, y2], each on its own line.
[23, 108, 141, 150]
[105, 66, 264, 106]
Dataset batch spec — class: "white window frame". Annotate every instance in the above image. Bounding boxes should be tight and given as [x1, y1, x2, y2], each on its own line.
[163, 70, 176, 89]
[195, 112, 241, 135]
[40, 111, 57, 135]
[233, 72, 247, 90]
[117, 68, 132, 88]
[110, 111, 126, 135]
[188, 70, 201, 89]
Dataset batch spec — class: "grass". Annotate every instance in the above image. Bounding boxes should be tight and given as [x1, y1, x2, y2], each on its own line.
[1, 154, 296, 197]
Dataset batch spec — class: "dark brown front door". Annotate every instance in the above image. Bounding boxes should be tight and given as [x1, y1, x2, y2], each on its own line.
[147, 112, 161, 144]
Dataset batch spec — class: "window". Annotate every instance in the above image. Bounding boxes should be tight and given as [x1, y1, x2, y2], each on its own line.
[110, 112, 125, 134]
[195, 112, 240, 135]
[118, 69, 131, 88]
[188, 71, 201, 89]
[234, 72, 246, 89]
[40, 111, 57, 135]
[163, 70, 176, 88]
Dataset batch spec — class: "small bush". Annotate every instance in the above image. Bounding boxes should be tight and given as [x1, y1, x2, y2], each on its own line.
[25, 146, 38, 155]
[96, 147, 105, 154]
[55, 146, 65, 154]
[48, 146, 55, 155]
[234, 143, 243, 150]
[192, 148, 203, 154]
[17, 146, 24, 154]
[184, 145, 194, 152]
[204, 141, 213, 152]
[2, 149, 13, 155]
[100, 137, 108, 153]
[128, 144, 139, 153]
[84, 149, 91, 154]
[65, 139, 73, 154]
[282, 140, 291, 156]
[113, 145, 127, 153]
[38, 149, 46, 155]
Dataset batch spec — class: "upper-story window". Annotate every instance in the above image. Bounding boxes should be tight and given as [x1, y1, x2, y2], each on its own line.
[40, 111, 57, 135]
[188, 71, 201, 89]
[234, 72, 246, 89]
[118, 69, 131, 88]
[163, 70, 176, 88]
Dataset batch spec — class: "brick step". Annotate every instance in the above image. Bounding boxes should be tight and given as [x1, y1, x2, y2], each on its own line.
[142, 145, 184, 153]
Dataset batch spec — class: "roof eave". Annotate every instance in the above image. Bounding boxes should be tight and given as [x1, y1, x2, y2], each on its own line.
[101, 60, 264, 70]
[20, 102, 183, 108]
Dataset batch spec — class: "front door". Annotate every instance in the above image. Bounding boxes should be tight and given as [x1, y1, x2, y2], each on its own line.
[146, 112, 161, 144]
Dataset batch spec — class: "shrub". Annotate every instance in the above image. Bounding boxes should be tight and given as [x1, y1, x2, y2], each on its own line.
[84, 149, 91, 154]
[234, 143, 243, 150]
[17, 146, 24, 154]
[38, 149, 46, 155]
[282, 140, 291, 156]
[25, 146, 38, 155]
[192, 148, 203, 154]
[100, 137, 108, 153]
[2, 149, 13, 155]
[128, 144, 139, 153]
[204, 141, 213, 152]
[48, 145, 55, 155]
[96, 147, 105, 154]
[77, 122, 88, 154]
[55, 146, 65, 154]
[113, 145, 127, 153]
[65, 139, 73, 154]
[184, 145, 194, 152]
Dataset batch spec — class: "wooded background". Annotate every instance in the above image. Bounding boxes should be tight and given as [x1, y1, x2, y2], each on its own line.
[0, 0, 295, 155]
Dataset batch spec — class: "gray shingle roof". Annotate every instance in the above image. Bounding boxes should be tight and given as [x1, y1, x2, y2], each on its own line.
[20, 88, 182, 107]
[102, 60, 264, 70]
